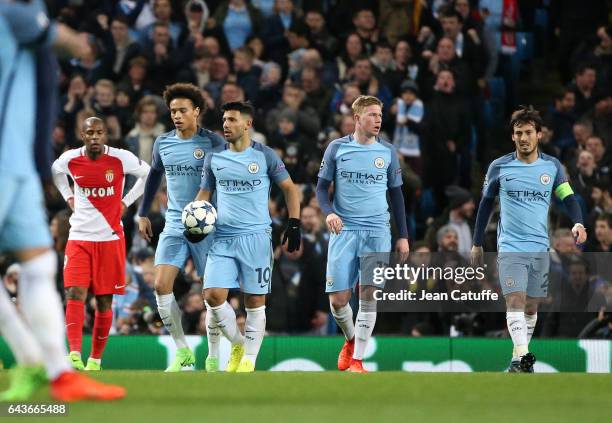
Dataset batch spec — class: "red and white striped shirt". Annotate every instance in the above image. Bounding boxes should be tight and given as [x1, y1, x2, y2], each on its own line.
[52, 146, 150, 241]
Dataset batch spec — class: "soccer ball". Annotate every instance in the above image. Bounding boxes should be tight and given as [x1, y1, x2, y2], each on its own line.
[181, 201, 217, 235]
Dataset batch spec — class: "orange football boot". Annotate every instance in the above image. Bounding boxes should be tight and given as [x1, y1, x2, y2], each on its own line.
[337, 337, 355, 371]
[348, 359, 368, 373]
[51, 371, 126, 402]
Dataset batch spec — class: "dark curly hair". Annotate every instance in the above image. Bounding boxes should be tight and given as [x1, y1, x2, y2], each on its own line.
[163, 83, 205, 112]
[510, 105, 543, 132]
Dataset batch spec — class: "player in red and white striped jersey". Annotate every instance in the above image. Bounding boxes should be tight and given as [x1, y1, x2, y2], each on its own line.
[51, 117, 149, 371]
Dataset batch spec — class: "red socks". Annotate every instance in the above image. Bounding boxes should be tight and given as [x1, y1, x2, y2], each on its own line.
[65, 300, 84, 353]
[91, 310, 113, 359]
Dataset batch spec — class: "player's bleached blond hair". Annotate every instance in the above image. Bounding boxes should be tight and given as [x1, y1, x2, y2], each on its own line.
[351, 95, 383, 116]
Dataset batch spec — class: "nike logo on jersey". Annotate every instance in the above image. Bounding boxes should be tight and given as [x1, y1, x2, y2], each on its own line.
[114, 284, 126, 289]
[505, 177, 518, 181]
[340, 158, 351, 162]
[216, 167, 227, 171]
[73, 175, 84, 180]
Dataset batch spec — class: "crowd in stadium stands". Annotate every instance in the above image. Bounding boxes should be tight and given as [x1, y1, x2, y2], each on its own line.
[0, 0, 611, 339]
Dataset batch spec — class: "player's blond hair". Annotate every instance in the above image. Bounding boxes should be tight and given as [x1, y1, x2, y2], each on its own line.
[351, 95, 383, 116]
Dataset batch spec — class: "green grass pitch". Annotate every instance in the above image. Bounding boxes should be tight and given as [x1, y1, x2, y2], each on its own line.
[1, 371, 611, 423]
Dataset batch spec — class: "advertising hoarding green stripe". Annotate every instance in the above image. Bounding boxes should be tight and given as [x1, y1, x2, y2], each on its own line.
[0, 336, 609, 372]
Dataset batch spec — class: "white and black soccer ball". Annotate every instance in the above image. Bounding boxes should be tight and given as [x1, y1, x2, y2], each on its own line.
[181, 201, 217, 235]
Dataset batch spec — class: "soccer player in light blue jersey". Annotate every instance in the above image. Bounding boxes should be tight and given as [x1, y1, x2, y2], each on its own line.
[471, 106, 587, 373]
[316, 95, 410, 373]
[0, 0, 124, 402]
[138, 83, 225, 372]
[192, 101, 301, 372]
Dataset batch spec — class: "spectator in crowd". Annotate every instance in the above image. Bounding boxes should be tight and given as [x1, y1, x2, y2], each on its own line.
[426, 186, 475, 257]
[584, 95, 612, 147]
[422, 69, 472, 210]
[102, 14, 142, 82]
[436, 225, 459, 253]
[300, 66, 332, 126]
[370, 41, 403, 95]
[543, 259, 607, 337]
[438, 8, 486, 90]
[139, 0, 183, 48]
[255, 61, 284, 114]
[585, 213, 612, 253]
[420, 36, 473, 100]
[571, 64, 598, 117]
[547, 88, 577, 156]
[304, 9, 337, 61]
[177, 47, 212, 88]
[379, 0, 412, 45]
[392, 79, 424, 173]
[588, 183, 612, 226]
[143, 22, 185, 94]
[262, 0, 303, 69]
[121, 56, 153, 105]
[266, 82, 320, 139]
[393, 39, 420, 82]
[205, 55, 231, 102]
[352, 8, 382, 56]
[125, 96, 166, 164]
[233, 46, 262, 101]
[585, 135, 611, 180]
[336, 33, 364, 81]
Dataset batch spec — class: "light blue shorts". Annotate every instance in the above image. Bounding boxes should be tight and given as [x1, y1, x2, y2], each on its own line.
[326, 229, 391, 293]
[154, 228, 214, 276]
[203, 231, 273, 295]
[0, 175, 52, 252]
[497, 253, 550, 298]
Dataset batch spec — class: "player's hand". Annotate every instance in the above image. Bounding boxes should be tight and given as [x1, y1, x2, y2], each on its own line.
[282, 218, 302, 252]
[139, 216, 153, 242]
[326, 213, 343, 234]
[572, 223, 587, 244]
[67, 197, 75, 211]
[471, 245, 484, 267]
[395, 238, 410, 263]
[183, 229, 206, 243]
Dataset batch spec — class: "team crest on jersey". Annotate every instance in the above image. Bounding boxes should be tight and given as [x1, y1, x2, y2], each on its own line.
[505, 277, 515, 287]
[105, 169, 114, 182]
[193, 148, 205, 160]
[374, 157, 385, 169]
[326, 276, 333, 286]
[320, 159, 325, 170]
[248, 162, 259, 174]
[540, 173, 551, 185]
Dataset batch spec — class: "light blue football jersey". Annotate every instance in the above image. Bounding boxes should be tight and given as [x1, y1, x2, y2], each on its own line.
[318, 135, 403, 230]
[0, 0, 57, 177]
[151, 128, 225, 233]
[200, 141, 289, 239]
[482, 151, 568, 252]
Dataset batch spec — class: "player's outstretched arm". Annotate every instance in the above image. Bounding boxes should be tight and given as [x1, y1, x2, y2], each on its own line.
[121, 154, 151, 209]
[51, 156, 74, 211]
[388, 186, 410, 257]
[471, 196, 495, 266]
[556, 183, 587, 244]
[316, 177, 343, 234]
[194, 189, 211, 202]
[137, 167, 163, 242]
[278, 178, 302, 253]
